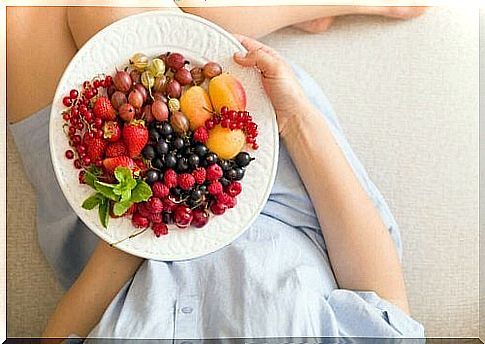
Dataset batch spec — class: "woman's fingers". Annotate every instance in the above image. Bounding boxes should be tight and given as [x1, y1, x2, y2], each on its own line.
[233, 34, 282, 77]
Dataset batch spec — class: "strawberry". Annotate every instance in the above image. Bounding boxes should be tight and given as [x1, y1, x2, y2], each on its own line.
[85, 136, 106, 162]
[93, 96, 116, 121]
[103, 121, 121, 142]
[102, 156, 137, 175]
[105, 141, 127, 158]
[123, 120, 149, 158]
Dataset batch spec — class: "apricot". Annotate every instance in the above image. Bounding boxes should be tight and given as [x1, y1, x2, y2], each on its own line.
[206, 125, 246, 160]
[208, 73, 247, 113]
[180, 86, 213, 130]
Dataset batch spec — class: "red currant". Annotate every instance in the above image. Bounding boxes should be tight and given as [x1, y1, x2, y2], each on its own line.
[93, 80, 100, 88]
[77, 145, 86, 154]
[65, 150, 74, 159]
[205, 119, 214, 130]
[82, 156, 92, 166]
[63, 96, 72, 107]
[84, 111, 93, 122]
[95, 159, 103, 168]
[220, 106, 228, 115]
[63, 113, 70, 121]
[104, 75, 113, 87]
[69, 89, 79, 99]
[94, 118, 103, 128]
[74, 159, 82, 169]
[83, 81, 91, 89]
[221, 118, 230, 128]
[85, 89, 94, 100]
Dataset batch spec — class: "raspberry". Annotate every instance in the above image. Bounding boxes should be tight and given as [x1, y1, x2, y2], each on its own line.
[226, 181, 242, 197]
[148, 212, 163, 224]
[132, 213, 149, 229]
[152, 223, 169, 237]
[208, 181, 223, 195]
[138, 203, 152, 218]
[146, 197, 164, 214]
[226, 196, 237, 209]
[206, 164, 223, 181]
[192, 167, 207, 185]
[164, 169, 178, 188]
[193, 127, 209, 143]
[216, 193, 232, 206]
[210, 202, 226, 215]
[163, 197, 177, 213]
[152, 182, 170, 198]
[178, 173, 196, 191]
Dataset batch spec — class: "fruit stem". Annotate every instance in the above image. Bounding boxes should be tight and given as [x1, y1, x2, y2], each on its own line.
[109, 227, 148, 247]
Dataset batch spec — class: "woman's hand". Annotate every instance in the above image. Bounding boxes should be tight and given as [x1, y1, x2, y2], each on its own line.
[233, 35, 311, 135]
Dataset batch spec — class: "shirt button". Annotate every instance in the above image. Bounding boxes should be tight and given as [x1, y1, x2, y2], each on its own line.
[181, 306, 193, 314]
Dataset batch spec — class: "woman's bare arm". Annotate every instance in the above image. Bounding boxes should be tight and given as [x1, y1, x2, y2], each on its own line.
[42, 241, 144, 338]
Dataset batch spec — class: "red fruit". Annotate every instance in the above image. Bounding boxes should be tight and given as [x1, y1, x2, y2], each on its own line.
[105, 141, 127, 158]
[226, 181, 242, 197]
[191, 209, 209, 228]
[152, 182, 170, 198]
[210, 202, 226, 216]
[85, 136, 107, 162]
[132, 213, 149, 229]
[225, 196, 237, 209]
[193, 127, 209, 144]
[208, 181, 223, 195]
[134, 159, 147, 171]
[119, 103, 136, 122]
[152, 222, 169, 237]
[103, 121, 121, 142]
[65, 150, 74, 159]
[216, 193, 232, 206]
[166, 53, 186, 70]
[178, 173, 195, 191]
[192, 167, 207, 185]
[146, 197, 164, 214]
[148, 213, 163, 224]
[102, 156, 136, 175]
[122, 120, 149, 158]
[174, 206, 192, 228]
[163, 169, 178, 188]
[162, 197, 177, 213]
[138, 203, 152, 218]
[78, 171, 86, 184]
[93, 96, 116, 121]
[206, 164, 223, 181]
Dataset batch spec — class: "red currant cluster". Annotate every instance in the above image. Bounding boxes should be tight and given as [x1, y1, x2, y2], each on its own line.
[204, 106, 259, 150]
[62, 75, 113, 172]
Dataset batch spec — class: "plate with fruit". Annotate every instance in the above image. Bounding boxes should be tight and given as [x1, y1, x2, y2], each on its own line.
[49, 11, 278, 260]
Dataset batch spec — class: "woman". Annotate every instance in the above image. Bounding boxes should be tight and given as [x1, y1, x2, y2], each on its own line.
[7, 4, 426, 338]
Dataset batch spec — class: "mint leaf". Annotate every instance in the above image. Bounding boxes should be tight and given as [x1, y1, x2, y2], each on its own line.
[131, 181, 153, 203]
[94, 181, 119, 201]
[98, 199, 109, 228]
[113, 200, 133, 216]
[82, 193, 102, 210]
[114, 167, 133, 184]
[84, 172, 97, 188]
[87, 165, 103, 176]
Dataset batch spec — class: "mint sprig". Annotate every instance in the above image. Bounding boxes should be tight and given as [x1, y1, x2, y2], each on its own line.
[81, 166, 152, 228]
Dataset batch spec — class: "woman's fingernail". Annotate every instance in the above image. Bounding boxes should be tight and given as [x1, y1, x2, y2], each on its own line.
[234, 52, 244, 59]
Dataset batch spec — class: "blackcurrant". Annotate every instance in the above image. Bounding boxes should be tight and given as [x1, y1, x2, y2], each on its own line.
[145, 170, 160, 184]
[219, 160, 232, 171]
[199, 185, 207, 193]
[205, 153, 218, 165]
[150, 128, 161, 142]
[225, 169, 237, 180]
[155, 141, 169, 155]
[142, 145, 156, 160]
[165, 153, 177, 169]
[159, 122, 173, 137]
[235, 152, 252, 167]
[176, 157, 189, 172]
[220, 177, 231, 187]
[172, 187, 183, 197]
[172, 137, 184, 150]
[190, 189, 204, 203]
[188, 154, 200, 167]
[152, 157, 164, 170]
[193, 144, 209, 157]
[163, 212, 172, 224]
[234, 167, 245, 181]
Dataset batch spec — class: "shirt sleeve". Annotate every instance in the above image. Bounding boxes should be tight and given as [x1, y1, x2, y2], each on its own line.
[326, 289, 425, 339]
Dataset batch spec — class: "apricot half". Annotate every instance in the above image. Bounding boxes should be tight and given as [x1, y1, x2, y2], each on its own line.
[206, 125, 246, 160]
[180, 86, 213, 130]
[208, 73, 247, 113]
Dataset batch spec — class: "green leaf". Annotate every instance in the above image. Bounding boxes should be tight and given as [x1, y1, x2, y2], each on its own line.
[131, 181, 153, 203]
[82, 193, 102, 210]
[87, 165, 103, 176]
[120, 189, 132, 203]
[94, 181, 119, 201]
[113, 200, 133, 216]
[98, 199, 109, 228]
[114, 167, 133, 184]
[84, 172, 97, 188]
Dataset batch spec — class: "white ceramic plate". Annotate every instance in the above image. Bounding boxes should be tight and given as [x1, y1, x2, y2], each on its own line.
[49, 10, 278, 261]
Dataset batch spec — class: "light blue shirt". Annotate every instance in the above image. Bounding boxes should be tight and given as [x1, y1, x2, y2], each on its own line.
[10, 64, 424, 339]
